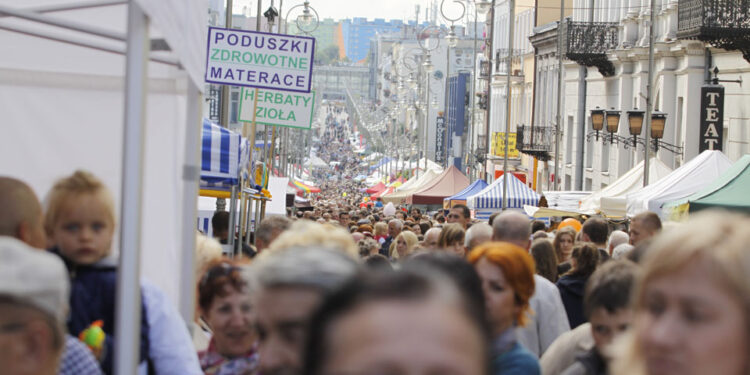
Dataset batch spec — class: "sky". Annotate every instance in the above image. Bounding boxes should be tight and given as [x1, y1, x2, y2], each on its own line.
[233, 0, 435, 23]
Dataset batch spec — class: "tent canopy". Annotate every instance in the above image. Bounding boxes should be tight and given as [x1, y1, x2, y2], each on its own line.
[444, 179, 489, 209]
[382, 169, 441, 204]
[408, 166, 470, 205]
[200, 119, 249, 189]
[542, 191, 590, 212]
[626, 150, 732, 218]
[468, 174, 540, 210]
[689, 154, 750, 214]
[579, 158, 672, 217]
[366, 182, 386, 194]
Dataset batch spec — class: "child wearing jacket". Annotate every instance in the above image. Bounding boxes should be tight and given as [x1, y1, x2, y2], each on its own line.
[45, 170, 201, 375]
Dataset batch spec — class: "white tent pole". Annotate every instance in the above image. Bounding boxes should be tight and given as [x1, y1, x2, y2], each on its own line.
[114, 1, 148, 374]
[0, 22, 178, 66]
[21, 0, 127, 14]
[0, 4, 125, 41]
[178, 81, 202, 323]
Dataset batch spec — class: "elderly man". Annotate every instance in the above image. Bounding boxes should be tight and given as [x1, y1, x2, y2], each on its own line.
[255, 215, 292, 253]
[379, 219, 402, 257]
[249, 246, 359, 375]
[492, 211, 571, 357]
[607, 230, 629, 256]
[464, 222, 492, 252]
[446, 204, 471, 229]
[422, 227, 442, 250]
[0, 237, 70, 375]
[0, 177, 102, 375]
[628, 211, 661, 246]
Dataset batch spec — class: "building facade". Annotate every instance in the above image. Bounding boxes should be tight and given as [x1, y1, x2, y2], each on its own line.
[556, 0, 750, 192]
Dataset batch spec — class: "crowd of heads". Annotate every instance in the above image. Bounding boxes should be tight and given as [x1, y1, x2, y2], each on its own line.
[1, 104, 749, 375]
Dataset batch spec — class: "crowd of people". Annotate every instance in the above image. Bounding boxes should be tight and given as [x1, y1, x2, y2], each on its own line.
[1, 103, 748, 375]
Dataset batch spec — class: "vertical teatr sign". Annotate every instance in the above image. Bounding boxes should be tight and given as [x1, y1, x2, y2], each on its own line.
[699, 85, 724, 152]
[435, 116, 446, 164]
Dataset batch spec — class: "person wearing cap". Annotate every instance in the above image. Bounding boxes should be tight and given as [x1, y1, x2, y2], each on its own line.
[0, 176, 102, 375]
[0, 236, 70, 375]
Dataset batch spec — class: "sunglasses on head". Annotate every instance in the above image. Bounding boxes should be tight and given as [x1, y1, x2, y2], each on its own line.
[199, 263, 240, 287]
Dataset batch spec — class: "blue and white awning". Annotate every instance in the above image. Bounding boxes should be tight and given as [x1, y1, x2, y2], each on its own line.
[201, 119, 249, 188]
[468, 173, 540, 210]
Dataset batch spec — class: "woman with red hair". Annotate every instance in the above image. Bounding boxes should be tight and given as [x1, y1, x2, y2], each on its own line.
[468, 242, 540, 375]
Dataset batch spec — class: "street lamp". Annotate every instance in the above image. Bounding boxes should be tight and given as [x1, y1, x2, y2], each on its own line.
[446, 25, 459, 47]
[650, 111, 666, 139]
[422, 55, 435, 73]
[285, 0, 319, 35]
[627, 109, 644, 148]
[591, 106, 605, 140]
[476, 0, 492, 14]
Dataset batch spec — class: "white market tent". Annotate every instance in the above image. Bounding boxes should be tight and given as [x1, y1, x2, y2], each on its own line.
[626, 150, 732, 218]
[0, 1, 206, 372]
[579, 158, 672, 217]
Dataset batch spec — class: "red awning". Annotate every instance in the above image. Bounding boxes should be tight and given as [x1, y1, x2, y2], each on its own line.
[366, 182, 386, 194]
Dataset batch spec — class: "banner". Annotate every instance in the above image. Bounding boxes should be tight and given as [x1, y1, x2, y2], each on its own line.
[491, 132, 519, 159]
[238, 87, 315, 129]
[699, 85, 724, 152]
[435, 116, 446, 164]
[205, 27, 315, 93]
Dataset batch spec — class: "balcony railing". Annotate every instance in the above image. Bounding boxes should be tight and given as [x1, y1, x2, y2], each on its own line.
[517, 125, 556, 161]
[479, 60, 490, 79]
[565, 20, 618, 77]
[677, 0, 750, 62]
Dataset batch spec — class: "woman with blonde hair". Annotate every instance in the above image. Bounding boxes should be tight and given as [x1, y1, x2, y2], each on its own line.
[612, 211, 750, 375]
[391, 230, 418, 260]
[468, 242, 540, 374]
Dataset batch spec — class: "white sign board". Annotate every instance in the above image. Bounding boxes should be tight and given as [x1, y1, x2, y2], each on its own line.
[238, 87, 315, 129]
[205, 27, 315, 93]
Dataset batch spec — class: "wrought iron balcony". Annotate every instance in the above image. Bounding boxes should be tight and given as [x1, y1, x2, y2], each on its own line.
[565, 20, 618, 77]
[677, 0, 750, 62]
[517, 125, 556, 161]
[479, 60, 490, 79]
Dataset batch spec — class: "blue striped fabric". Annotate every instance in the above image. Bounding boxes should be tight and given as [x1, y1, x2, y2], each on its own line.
[467, 174, 540, 210]
[200, 119, 247, 188]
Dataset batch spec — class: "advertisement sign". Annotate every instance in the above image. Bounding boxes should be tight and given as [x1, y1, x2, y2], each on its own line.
[238, 87, 315, 129]
[491, 132, 519, 159]
[205, 27, 315, 93]
[699, 85, 724, 152]
[435, 116, 446, 164]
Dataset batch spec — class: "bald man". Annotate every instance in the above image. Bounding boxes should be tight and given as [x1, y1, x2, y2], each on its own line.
[0, 176, 104, 375]
[0, 177, 46, 249]
[491, 210, 570, 357]
[629, 211, 662, 246]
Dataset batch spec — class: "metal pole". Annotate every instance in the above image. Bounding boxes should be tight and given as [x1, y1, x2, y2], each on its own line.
[114, 2, 147, 374]
[471, 4, 478, 179]
[554, 0, 564, 191]
[178, 81, 201, 323]
[502, 0, 515, 210]
[484, 0, 496, 182]
[424, 69, 431, 177]
[643, 0, 657, 187]
[228, 185, 237, 255]
[444, 45, 451, 168]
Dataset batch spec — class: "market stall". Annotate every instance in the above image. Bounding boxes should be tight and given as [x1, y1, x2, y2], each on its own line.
[381, 169, 442, 204]
[579, 158, 672, 217]
[626, 150, 732, 218]
[407, 166, 470, 205]
[467, 174, 540, 220]
[444, 179, 489, 209]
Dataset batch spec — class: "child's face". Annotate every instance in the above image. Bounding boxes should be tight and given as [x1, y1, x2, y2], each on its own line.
[51, 193, 114, 265]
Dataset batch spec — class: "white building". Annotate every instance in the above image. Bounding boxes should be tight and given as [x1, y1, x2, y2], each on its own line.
[557, 0, 750, 191]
